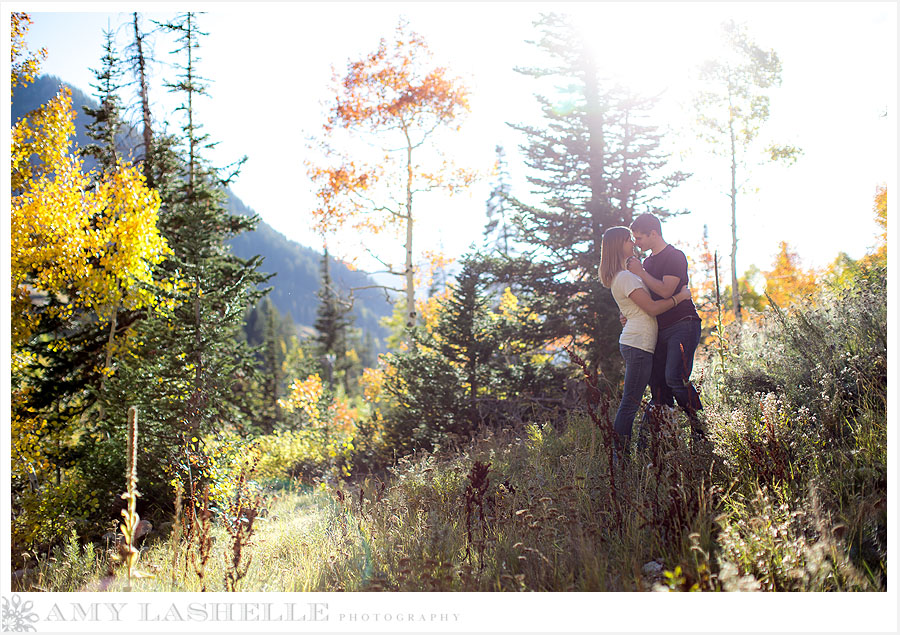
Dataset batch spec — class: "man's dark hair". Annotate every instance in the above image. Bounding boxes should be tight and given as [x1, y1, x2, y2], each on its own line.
[630, 213, 662, 236]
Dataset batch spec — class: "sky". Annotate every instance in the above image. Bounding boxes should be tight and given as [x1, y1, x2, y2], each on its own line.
[11, 1, 898, 284]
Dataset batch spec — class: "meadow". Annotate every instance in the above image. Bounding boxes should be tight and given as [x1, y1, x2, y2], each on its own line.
[12, 262, 886, 593]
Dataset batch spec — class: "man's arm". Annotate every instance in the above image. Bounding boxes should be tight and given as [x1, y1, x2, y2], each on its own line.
[626, 258, 680, 298]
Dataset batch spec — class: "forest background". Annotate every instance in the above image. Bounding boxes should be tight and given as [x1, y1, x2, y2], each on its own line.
[3, 3, 897, 632]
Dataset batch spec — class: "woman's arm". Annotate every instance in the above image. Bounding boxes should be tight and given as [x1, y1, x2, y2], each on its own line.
[628, 285, 691, 317]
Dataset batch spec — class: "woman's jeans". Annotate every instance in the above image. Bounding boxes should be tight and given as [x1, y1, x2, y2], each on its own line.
[613, 343, 653, 438]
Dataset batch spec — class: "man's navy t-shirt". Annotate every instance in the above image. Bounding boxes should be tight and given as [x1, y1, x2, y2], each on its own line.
[642, 244, 700, 330]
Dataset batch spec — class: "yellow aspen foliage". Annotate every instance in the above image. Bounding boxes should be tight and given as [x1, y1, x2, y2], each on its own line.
[361, 365, 387, 404]
[11, 87, 170, 347]
[497, 286, 520, 319]
[278, 373, 325, 425]
[10, 388, 52, 482]
[360, 358, 400, 428]
[418, 287, 453, 339]
[10, 13, 46, 95]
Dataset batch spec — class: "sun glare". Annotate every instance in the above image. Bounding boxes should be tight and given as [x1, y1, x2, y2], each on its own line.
[570, 4, 721, 99]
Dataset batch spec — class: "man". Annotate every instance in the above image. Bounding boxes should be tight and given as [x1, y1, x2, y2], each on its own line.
[626, 213, 704, 435]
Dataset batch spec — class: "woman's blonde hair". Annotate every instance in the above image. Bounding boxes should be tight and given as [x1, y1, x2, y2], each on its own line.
[599, 226, 632, 288]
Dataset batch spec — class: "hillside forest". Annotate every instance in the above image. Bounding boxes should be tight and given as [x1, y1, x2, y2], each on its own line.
[9, 11, 888, 595]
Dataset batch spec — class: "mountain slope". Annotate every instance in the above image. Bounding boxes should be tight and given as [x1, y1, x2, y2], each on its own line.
[13, 75, 393, 343]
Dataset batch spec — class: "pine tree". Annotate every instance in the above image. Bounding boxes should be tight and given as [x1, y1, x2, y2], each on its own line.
[81, 26, 124, 171]
[235, 297, 286, 434]
[431, 258, 498, 424]
[313, 247, 354, 392]
[505, 13, 689, 378]
[483, 145, 514, 257]
[382, 254, 567, 455]
[95, 11, 270, 507]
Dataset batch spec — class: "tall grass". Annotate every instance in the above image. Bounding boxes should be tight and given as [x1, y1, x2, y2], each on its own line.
[12, 266, 885, 592]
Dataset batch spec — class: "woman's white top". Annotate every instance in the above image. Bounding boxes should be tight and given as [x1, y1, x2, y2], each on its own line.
[610, 270, 658, 354]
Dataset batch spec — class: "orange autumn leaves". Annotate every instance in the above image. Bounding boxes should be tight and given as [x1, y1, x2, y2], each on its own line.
[329, 25, 469, 131]
[307, 19, 475, 239]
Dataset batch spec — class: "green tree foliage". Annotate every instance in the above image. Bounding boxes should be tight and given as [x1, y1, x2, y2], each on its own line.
[381, 255, 568, 455]
[506, 12, 689, 379]
[237, 298, 299, 434]
[80, 27, 125, 171]
[92, 11, 271, 509]
[694, 20, 801, 324]
[313, 247, 355, 393]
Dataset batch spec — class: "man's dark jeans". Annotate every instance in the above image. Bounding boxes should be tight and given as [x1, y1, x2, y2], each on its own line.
[649, 318, 702, 413]
[614, 343, 653, 438]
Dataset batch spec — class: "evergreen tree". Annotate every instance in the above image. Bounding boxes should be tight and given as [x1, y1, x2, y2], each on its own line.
[428, 258, 500, 429]
[382, 255, 567, 455]
[259, 298, 284, 432]
[235, 297, 287, 434]
[505, 13, 689, 379]
[81, 27, 124, 171]
[313, 247, 354, 392]
[483, 145, 514, 257]
[94, 11, 270, 507]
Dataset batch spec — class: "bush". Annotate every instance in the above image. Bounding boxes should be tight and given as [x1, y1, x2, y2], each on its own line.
[701, 263, 887, 588]
[377, 257, 570, 458]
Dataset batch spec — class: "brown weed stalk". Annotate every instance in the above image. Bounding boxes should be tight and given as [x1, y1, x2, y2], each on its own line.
[464, 460, 491, 571]
[189, 486, 213, 592]
[170, 481, 184, 589]
[224, 451, 262, 592]
[118, 406, 145, 590]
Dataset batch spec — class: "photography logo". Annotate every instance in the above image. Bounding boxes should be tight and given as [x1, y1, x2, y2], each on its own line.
[1, 594, 40, 632]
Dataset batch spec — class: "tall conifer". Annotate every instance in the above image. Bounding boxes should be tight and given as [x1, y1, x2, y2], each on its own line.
[506, 13, 689, 378]
[313, 247, 353, 392]
[97, 12, 269, 506]
[483, 145, 514, 257]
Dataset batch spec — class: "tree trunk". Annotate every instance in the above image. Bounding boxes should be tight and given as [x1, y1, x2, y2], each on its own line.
[132, 13, 153, 187]
[728, 97, 742, 325]
[583, 52, 608, 376]
[404, 128, 416, 345]
[101, 300, 119, 393]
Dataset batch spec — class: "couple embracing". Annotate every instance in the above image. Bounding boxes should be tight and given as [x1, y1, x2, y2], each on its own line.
[599, 213, 704, 459]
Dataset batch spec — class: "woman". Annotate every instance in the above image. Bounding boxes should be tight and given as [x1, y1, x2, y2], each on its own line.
[599, 226, 691, 454]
